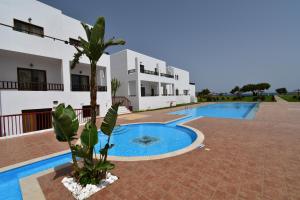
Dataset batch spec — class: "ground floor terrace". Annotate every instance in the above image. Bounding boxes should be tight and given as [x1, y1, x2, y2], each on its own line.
[0, 99, 299, 200]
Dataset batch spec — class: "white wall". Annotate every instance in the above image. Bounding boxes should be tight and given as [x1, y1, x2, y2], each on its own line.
[0, 0, 112, 117]
[173, 67, 190, 95]
[189, 84, 197, 103]
[110, 50, 129, 97]
[139, 96, 175, 110]
[110, 49, 195, 111]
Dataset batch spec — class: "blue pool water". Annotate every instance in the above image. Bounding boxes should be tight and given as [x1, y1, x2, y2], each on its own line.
[96, 123, 197, 157]
[0, 102, 258, 200]
[170, 102, 258, 120]
[0, 153, 72, 200]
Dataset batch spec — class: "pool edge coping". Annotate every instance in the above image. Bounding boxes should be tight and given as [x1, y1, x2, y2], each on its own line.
[19, 162, 72, 200]
[0, 150, 71, 173]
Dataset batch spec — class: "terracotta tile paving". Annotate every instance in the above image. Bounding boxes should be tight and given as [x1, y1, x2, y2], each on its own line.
[2, 102, 300, 200]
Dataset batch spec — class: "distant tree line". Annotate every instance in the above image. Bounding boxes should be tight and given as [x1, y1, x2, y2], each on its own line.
[275, 88, 287, 94]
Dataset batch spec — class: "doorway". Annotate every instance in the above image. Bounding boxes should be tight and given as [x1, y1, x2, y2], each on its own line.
[22, 108, 52, 133]
[141, 87, 145, 96]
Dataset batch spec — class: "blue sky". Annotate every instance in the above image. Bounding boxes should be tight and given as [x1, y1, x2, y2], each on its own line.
[40, 0, 300, 92]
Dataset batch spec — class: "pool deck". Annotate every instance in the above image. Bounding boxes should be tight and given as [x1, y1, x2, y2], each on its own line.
[1, 101, 300, 199]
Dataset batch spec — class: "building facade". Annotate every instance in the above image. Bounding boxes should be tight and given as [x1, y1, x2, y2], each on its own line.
[0, 0, 112, 136]
[111, 49, 196, 111]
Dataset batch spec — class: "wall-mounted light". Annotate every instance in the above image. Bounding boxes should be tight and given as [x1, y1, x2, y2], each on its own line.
[79, 71, 82, 74]
[28, 17, 32, 23]
[29, 63, 34, 68]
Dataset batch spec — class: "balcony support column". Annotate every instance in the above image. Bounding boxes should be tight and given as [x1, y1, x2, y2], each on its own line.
[61, 59, 71, 92]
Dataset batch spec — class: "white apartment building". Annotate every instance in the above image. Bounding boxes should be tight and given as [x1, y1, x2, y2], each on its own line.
[0, 0, 112, 136]
[111, 49, 196, 111]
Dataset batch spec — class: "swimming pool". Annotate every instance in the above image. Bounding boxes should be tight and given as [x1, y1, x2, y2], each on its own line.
[0, 102, 258, 199]
[170, 102, 258, 119]
[0, 153, 72, 200]
[96, 123, 197, 157]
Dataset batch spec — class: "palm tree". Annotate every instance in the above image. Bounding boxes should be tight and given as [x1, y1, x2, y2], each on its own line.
[71, 17, 125, 125]
[111, 78, 121, 100]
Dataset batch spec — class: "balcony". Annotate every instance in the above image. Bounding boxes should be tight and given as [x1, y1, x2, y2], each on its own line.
[140, 68, 159, 76]
[160, 73, 174, 78]
[0, 81, 64, 91]
[162, 94, 174, 96]
[71, 84, 107, 92]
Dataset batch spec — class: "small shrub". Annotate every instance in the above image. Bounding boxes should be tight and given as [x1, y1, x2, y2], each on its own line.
[252, 96, 258, 101]
[298, 96, 300, 100]
[293, 96, 297, 99]
[221, 97, 225, 101]
[271, 95, 275, 101]
[206, 96, 212, 101]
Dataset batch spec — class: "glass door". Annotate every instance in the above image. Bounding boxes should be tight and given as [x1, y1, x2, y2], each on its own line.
[18, 68, 47, 91]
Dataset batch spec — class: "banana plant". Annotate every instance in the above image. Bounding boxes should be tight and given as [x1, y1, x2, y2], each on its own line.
[52, 104, 80, 172]
[71, 17, 125, 126]
[111, 78, 121, 99]
[62, 103, 120, 185]
[100, 103, 120, 162]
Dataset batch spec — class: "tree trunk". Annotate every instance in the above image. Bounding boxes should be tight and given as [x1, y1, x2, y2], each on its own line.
[90, 61, 97, 125]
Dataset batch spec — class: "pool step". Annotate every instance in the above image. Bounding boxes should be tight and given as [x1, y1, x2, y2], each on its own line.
[166, 115, 195, 127]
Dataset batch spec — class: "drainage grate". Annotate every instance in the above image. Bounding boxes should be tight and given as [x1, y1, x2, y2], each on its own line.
[133, 136, 159, 146]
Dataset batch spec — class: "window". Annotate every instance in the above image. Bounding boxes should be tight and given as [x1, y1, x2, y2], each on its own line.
[176, 89, 179, 96]
[82, 105, 100, 118]
[17, 68, 47, 91]
[69, 38, 80, 46]
[184, 90, 189, 95]
[71, 74, 89, 91]
[140, 64, 145, 73]
[175, 75, 179, 80]
[13, 19, 44, 37]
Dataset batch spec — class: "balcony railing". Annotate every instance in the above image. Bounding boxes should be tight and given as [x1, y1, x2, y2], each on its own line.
[72, 85, 107, 92]
[128, 69, 136, 74]
[141, 94, 159, 97]
[160, 73, 174, 78]
[140, 69, 159, 76]
[112, 96, 132, 110]
[162, 94, 174, 96]
[97, 86, 107, 91]
[0, 81, 64, 91]
[0, 108, 91, 137]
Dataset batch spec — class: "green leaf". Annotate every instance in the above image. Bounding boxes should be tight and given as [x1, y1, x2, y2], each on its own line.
[100, 104, 119, 136]
[95, 161, 115, 171]
[81, 22, 91, 41]
[104, 37, 126, 50]
[80, 121, 98, 148]
[52, 103, 79, 142]
[91, 17, 105, 45]
[70, 49, 83, 69]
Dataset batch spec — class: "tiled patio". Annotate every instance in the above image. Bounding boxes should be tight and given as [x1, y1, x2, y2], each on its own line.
[1, 101, 300, 199]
